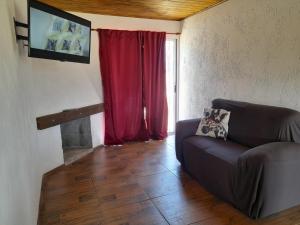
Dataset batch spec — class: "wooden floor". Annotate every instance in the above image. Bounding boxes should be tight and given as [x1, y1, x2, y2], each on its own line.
[39, 136, 300, 225]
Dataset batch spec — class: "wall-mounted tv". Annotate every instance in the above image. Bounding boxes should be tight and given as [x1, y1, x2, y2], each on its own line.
[28, 0, 91, 64]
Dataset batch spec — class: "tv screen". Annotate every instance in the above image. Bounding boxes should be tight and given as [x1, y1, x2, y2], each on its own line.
[28, 0, 91, 64]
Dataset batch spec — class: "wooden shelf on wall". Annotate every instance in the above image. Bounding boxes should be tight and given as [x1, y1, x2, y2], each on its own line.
[36, 103, 104, 130]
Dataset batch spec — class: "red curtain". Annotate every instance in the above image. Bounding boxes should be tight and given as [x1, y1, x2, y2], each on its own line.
[99, 29, 147, 145]
[98, 29, 167, 145]
[140, 31, 168, 140]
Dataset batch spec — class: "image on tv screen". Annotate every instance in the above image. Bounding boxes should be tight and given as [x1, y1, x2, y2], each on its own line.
[30, 7, 90, 57]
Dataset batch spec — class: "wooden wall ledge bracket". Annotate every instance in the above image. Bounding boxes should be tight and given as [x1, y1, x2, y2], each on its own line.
[36, 103, 104, 130]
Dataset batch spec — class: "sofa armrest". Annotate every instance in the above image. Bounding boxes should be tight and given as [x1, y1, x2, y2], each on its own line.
[233, 142, 300, 218]
[175, 119, 200, 164]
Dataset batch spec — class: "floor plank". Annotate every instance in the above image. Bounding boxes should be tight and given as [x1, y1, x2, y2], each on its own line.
[39, 135, 300, 225]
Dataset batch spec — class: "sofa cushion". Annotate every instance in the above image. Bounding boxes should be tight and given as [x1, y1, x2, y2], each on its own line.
[196, 108, 231, 140]
[212, 99, 300, 147]
[182, 136, 249, 203]
[183, 136, 249, 165]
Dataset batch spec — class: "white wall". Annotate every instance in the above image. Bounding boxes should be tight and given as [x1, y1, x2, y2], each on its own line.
[0, 1, 40, 225]
[0, 0, 181, 224]
[179, 0, 300, 120]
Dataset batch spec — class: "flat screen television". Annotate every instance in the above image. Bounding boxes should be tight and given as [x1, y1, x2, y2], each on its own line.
[28, 0, 91, 64]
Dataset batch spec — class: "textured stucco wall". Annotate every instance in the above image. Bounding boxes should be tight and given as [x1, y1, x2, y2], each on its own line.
[179, 0, 300, 120]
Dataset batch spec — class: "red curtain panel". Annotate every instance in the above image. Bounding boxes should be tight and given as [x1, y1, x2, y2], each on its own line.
[140, 31, 168, 140]
[98, 29, 167, 145]
[98, 29, 147, 145]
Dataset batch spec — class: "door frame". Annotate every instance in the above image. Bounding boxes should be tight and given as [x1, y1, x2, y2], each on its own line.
[166, 34, 180, 134]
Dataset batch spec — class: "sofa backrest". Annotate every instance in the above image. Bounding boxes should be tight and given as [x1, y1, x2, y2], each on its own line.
[212, 99, 300, 147]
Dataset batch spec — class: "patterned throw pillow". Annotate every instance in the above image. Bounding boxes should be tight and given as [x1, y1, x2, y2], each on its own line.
[196, 108, 231, 140]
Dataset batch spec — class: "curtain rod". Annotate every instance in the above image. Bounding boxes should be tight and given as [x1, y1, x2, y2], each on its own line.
[91, 28, 181, 35]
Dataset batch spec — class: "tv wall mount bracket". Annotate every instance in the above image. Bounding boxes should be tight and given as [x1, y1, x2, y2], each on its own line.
[14, 17, 29, 45]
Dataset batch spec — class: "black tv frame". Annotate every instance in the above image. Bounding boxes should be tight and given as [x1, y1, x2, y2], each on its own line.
[28, 0, 91, 64]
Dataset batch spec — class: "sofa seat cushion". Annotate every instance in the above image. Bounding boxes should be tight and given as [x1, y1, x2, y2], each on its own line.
[182, 136, 249, 203]
[184, 136, 249, 164]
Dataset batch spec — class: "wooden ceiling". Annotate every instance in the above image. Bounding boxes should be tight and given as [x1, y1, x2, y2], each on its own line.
[38, 0, 227, 21]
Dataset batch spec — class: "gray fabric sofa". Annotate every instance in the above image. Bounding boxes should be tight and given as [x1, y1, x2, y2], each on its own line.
[175, 99, 300, 219]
